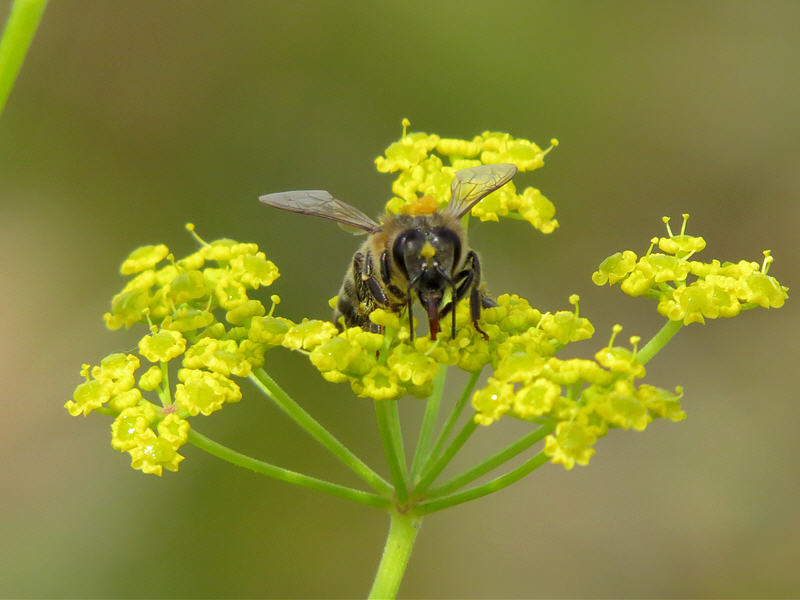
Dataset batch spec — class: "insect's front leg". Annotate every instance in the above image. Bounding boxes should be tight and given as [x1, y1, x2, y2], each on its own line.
[380, 250, 407, 309]
[445, 251, 490, 340]
[378, 249, 416, 340]
[438, 253, 473, 340]
[469, 287, 490, 340]
[440, 250, 478, 317]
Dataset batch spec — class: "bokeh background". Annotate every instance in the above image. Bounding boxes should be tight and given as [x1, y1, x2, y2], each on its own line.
[2, 1, 798, 597]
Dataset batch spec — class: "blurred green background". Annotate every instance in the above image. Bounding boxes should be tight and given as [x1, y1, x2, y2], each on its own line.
[2, 1, 798, 597]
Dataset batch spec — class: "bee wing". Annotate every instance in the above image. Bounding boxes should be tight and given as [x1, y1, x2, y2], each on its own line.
[259, 190, 381, 233]
[446, 163, 518, 218]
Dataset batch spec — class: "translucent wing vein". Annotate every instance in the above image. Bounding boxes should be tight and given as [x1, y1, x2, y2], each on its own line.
[447, 163, 518, 218]
[259, 190, 381, 232]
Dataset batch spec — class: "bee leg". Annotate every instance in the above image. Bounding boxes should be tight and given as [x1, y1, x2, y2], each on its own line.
[407, 292, 414, 341]
[444, 264, 475, 317]
[453, 270, 474, 302]
[437, 274, 458, 339]
[454, 269, 489, 339]
[351, 251, 368, 301]
[380, 251, 392, 285]
[462, 251, 496, 309]
[439, 300, 457, 339]
[380, 251, 407, 305]
[443, 251, 478, 317]
[470, 287, 490, 340]
[457, 251, 490, 339]
[360, 251, 388, 305]
[343, 252, 381, 334]
[365, 276, 388, 305]
[452, 250, 482, 300]
[440, 262, 475, 339]
[451, 291, 456, 339]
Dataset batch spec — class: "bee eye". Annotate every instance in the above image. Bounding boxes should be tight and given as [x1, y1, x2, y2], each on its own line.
[392, 229, 424, 277]
[432, 227, 462, 267]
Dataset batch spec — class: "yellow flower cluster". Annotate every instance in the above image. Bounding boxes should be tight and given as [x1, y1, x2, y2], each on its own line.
[67, 226, 283, 475]
[375, 119, 559, 233]
[66, 354, 142, 416]
[249, 313, 438, 400]
[593, 215, 788, 325]
[75, 214, 675, 475]
[110, 404, 188, 476]
[105, 227, 279, 331]
[467, 297, 686, 469]
[244, 291, 594, 403]
[70, 127, 790, 482]
[65, 354, 188, 476]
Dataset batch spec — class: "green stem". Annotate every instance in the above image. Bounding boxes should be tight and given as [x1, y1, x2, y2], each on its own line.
[378, 326, 397, 366]
[250, 368, 392, 495]
[421, 370, 480, 479]
[187, 429, 390, 510]
[415, 450, 549, 515]
[375, 399, 409, 503]
[426, 423, 553, 498]
[387, 399, 408, 481]
[637, 318, 683, 365]
[157, 360, 172, 407]
[0, 0, 47, 118]
[409, 365, 446, 481]
[414, 417, 478, 497]
[368, 510, 422, 600]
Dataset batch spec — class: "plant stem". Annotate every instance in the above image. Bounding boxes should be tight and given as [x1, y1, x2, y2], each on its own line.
[387, 399, 408, 481]
[0, 0, 47, 118]
[426, 422, 554, 498]
[415, 450, 549, 515]
[368, 510, 422, 600]
[421, 370, 480, 479]
[158, 360, 172, 407]
[637, 319, 683, 365]
[187, 429, 390, 510]
[375, 399, 409, 503]
[414, 418, 478, 497]
[409, 365, 446, 480]
[250, 368, 392, 495]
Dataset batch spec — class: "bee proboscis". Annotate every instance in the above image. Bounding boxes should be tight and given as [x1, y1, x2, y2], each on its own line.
[259, 163, 517, 340]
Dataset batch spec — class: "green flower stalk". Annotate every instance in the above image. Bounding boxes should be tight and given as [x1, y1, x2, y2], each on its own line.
[0, 0, 47, 119]
[66, 122, 788, 598]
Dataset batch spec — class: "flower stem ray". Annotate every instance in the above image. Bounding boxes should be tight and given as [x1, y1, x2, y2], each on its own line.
[250, 368, 392, 495]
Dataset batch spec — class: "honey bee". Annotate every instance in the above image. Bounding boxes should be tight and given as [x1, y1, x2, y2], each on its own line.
[259, 163, 517, 340]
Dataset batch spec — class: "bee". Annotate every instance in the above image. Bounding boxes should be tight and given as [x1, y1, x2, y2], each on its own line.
[259, 163, 517, 340]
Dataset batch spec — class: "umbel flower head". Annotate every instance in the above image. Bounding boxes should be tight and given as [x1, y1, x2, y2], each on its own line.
[593, 214, 788, 324]
[466, 300, 686, 469]
[376, 118, 559, 233]
[66, 225, 281, 475]
[67, 124, 788, 477]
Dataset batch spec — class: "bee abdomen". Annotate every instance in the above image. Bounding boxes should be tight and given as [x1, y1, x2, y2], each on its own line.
[333, 293, 357, 328]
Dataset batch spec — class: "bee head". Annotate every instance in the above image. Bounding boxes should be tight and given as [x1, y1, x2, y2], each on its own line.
[393, 225, 463, 339]
[392, 226, 462, 284]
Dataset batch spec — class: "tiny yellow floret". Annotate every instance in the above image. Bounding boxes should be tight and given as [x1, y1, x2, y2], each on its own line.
[139, 329, 186, 363]
[120, 244, 170, 275]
